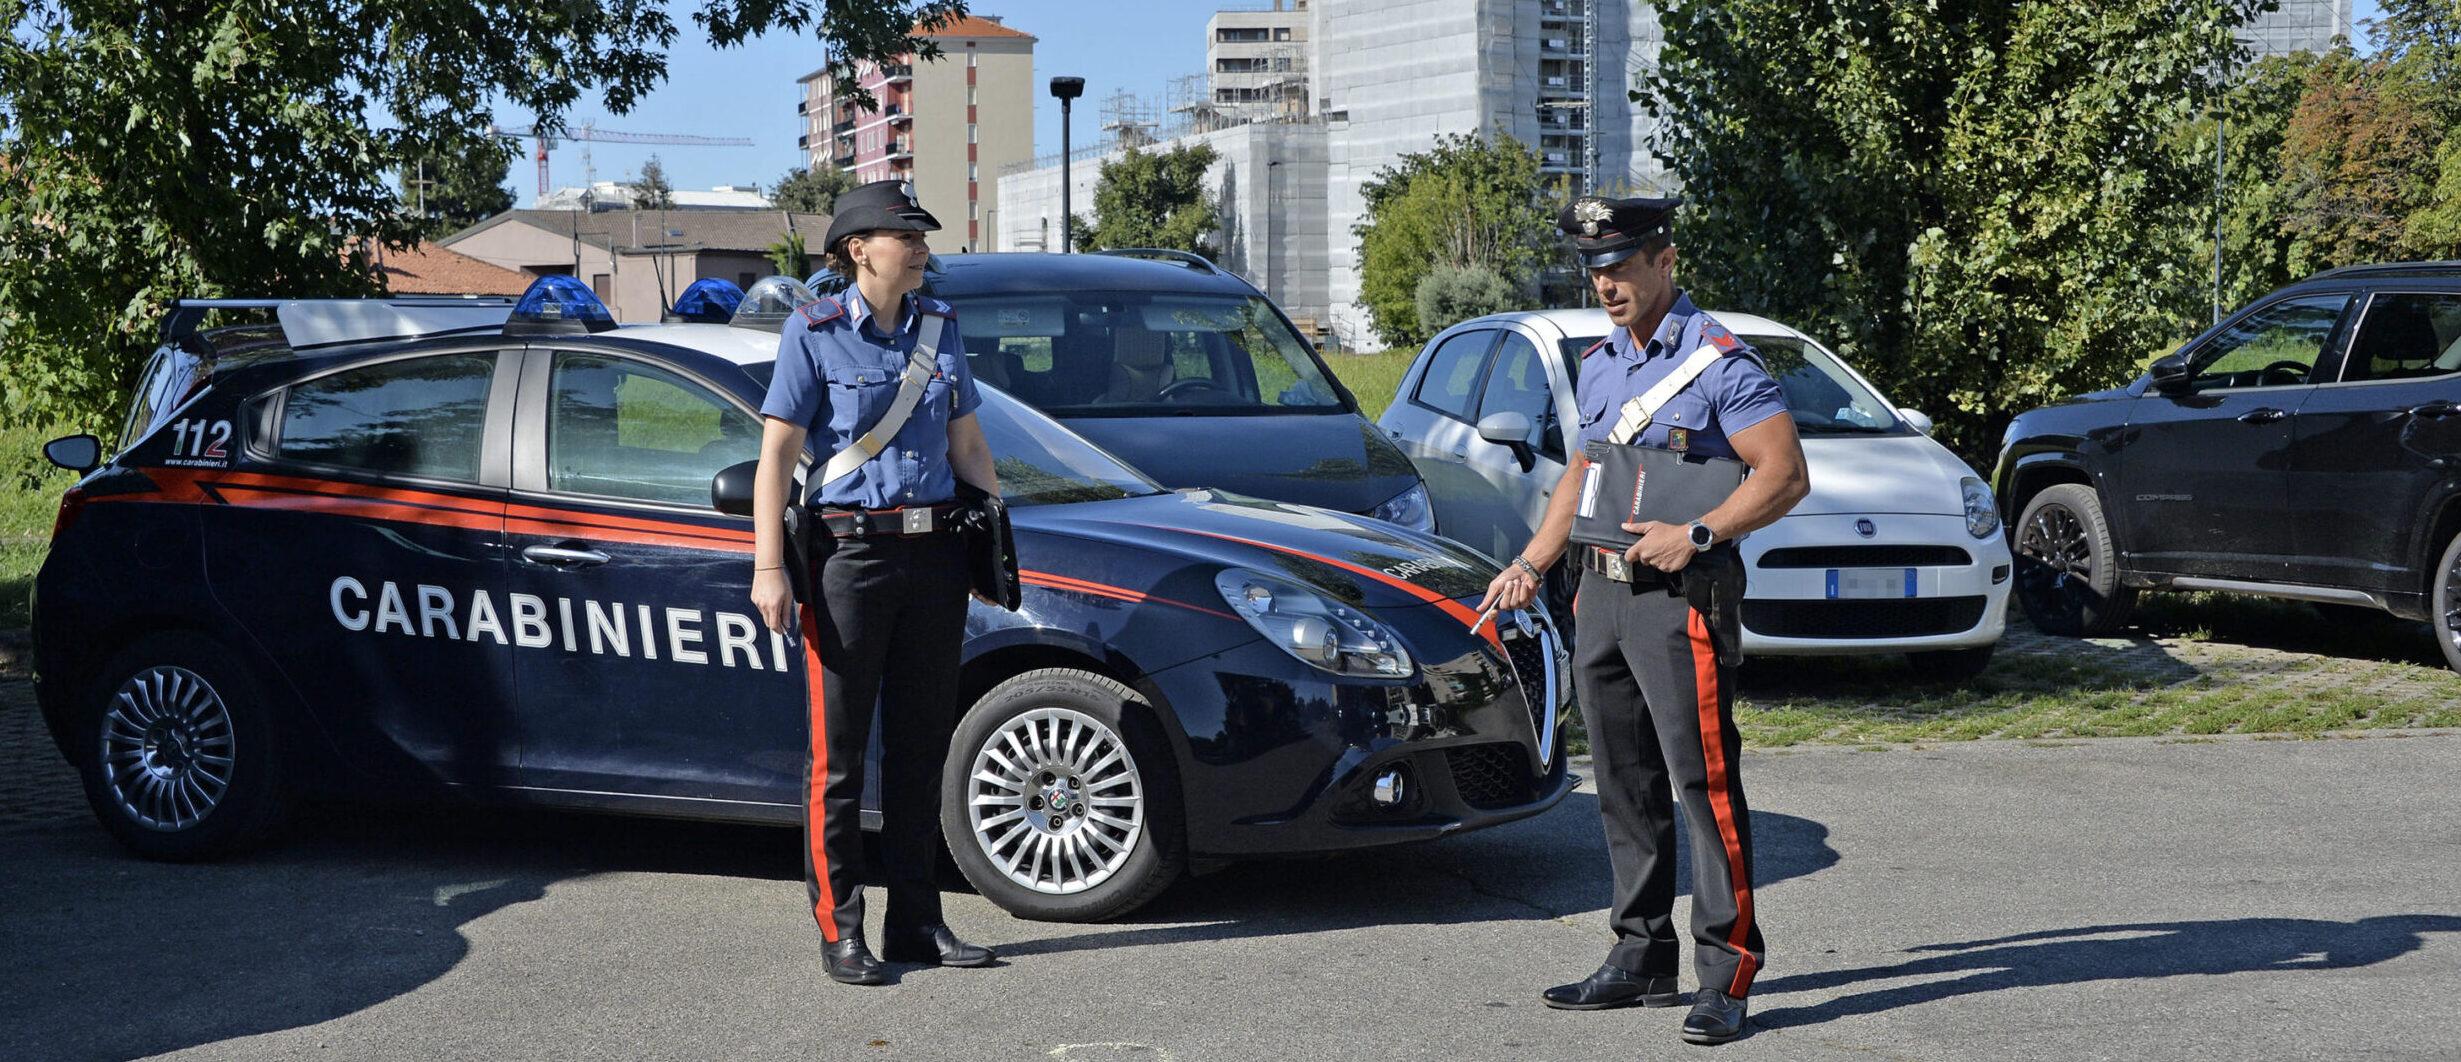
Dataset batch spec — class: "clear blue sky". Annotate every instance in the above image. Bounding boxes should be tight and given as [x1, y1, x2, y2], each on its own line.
[486, 0, 2390, 207]
[491, 2, 1221, 207]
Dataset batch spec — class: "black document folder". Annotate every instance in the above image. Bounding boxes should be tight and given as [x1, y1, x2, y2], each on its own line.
[1571, 441, 1747, 551]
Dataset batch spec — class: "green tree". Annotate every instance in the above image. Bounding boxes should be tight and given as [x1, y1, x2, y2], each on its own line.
[0, 0, 968, 430]
[400, 132, 519, 238]
[1353, 133, 1555, 349]
[1639, 0, 2265, 462]
[771, 164, 853, 214]
[768, 231, 810, 280]
[1077, 143, 1221, 255]
[631, 154, 678, 210]
[1414, 265, 1521, 336]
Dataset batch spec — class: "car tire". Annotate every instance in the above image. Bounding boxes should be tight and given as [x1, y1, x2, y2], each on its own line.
[2012, 484, 2136, 637]
[1905, 645, 1995, 683]
[2433, 532, 2461, 676]
[73, 631, 287, 861]
[943, 668, 1186, 922]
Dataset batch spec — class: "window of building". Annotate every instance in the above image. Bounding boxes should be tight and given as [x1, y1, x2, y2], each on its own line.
[1274, 27, 1292, 41]
[968, 123, 977, 144]
[969, 162, 978, 180]
[969, 201, 979, 220]
[1217, 27, 1269, 43]
[969, 85, 978, 105]
[277, 353, 497, 482]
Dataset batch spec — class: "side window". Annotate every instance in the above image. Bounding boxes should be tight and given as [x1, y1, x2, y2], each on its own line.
[276, 352, 495, 481]
[547, 352, 760, 507]
[2190, 294, 2350, 390]
[2342, 293, 2461, 382]
[1476, 332, 1561, 458]
[1413, 330, 1496, 420]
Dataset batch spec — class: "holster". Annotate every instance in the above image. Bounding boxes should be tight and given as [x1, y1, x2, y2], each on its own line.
[782, 504, 814, 599]
[1674, 547, 1747, 667]
[955, 480, 1022, 612]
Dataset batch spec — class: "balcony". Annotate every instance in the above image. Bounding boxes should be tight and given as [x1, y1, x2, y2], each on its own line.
[887, 103, 911, 125]
[878, 63, 913, 84]
[886, 138, 913, 161]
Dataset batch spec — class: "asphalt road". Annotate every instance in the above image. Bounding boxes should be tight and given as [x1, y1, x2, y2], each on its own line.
[6, 733, 2458, 1062]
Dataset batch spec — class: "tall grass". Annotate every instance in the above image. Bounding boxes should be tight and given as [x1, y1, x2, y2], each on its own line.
[1322, 349, 1419, 421]
[0, 423, 82, 629]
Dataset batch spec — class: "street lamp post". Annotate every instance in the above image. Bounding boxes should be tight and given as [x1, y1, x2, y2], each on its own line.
[1050, 76, 1085, 253]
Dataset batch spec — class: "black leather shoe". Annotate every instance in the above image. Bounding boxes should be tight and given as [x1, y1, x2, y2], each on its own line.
[1541, 963, 1685, 1010]
[883, 925, 995, 968]
[822, 937, 887, 985]
[1682, 988, 1749, 1044]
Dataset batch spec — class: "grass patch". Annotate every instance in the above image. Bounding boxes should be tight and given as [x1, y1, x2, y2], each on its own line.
[1319, 349, 1420, 422]
[0, 424, 81, 630]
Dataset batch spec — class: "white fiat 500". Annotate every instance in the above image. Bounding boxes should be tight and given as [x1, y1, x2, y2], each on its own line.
[1378, 309, 2011, 680]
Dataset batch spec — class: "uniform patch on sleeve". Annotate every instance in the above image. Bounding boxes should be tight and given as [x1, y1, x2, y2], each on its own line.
[798, 298, 843, 327]
[916, 296, 955, 319]
[1703, 321, 1738, 352]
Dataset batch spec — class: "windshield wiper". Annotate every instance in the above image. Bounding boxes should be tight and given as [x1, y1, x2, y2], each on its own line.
[1801, 423, 1898, 435]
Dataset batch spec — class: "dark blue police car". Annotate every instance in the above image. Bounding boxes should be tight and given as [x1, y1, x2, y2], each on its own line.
[31, 277, 1569, 921]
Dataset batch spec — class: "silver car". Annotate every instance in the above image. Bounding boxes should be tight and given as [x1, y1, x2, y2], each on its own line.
[1378, 309, 2012, 680]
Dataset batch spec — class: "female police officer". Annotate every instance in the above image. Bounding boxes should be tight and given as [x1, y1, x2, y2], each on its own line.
[749, 179, 1002, 985]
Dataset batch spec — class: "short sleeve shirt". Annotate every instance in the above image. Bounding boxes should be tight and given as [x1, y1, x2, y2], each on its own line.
[761, 290, 983, 509]
[1573, 292, 1789, 463]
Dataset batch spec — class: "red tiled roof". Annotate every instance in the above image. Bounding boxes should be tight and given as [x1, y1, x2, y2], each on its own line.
[918, 14, 1034, 40]
[375, 241, 533, 296]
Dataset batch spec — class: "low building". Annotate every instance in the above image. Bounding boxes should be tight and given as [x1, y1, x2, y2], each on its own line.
[442, 209, 830, 322]
[371, 242, 533, 296]
[535, 183, 774, 212]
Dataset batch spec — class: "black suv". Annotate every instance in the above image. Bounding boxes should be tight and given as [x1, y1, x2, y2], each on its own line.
[1994, 263, 2461, 672]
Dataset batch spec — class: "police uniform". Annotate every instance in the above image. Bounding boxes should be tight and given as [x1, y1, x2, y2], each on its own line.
[761, 181, 987, 967]
[1545, 196, 1786, 1036]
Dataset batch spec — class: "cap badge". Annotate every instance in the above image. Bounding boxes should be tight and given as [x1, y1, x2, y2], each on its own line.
[1574, 198, 1614, 237]
[896, 180, 917, 204]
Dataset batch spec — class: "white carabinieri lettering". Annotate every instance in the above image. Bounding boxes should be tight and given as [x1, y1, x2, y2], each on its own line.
[325, 576, 778, 672]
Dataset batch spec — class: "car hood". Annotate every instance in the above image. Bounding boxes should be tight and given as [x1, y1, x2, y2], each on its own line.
[1792, 434, 1981, 517]
[1013, 489, 1497, 612]
[1053, 413, 1421, 515]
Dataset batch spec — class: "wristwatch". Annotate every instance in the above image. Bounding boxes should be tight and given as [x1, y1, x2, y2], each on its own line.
[1686, 521, 1716, 552]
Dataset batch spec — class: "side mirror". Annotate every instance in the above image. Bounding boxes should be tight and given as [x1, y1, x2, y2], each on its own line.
[711, 458, 758, 517]
[43, 434, 100, 474]
[1896, 408, 1934, 436]
[1476, 411, 1537, 470]
[2148, 353, 2193, 394]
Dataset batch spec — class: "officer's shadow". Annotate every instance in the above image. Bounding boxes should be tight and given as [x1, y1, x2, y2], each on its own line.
[993, 793, 1839, 957]
[1749, 915, 2461, 1029]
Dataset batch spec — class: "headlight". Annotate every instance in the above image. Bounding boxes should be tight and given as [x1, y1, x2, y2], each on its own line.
[1215, 569, 1416, 678]
[1369, 481, 1436, 532]
[1961, 476, 2000, 539]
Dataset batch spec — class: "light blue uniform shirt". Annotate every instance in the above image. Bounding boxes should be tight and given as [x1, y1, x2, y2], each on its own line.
[1574, 292, 1789, 462]
[761, 290, 983, 510]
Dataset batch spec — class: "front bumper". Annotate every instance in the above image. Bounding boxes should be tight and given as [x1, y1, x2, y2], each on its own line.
[1144, 605, 1576, 858]
[1738, 513, 2013, 655]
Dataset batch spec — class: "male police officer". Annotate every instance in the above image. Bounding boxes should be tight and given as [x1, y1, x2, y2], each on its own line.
[750, 179, 1001, 984]
[1474, 196, 1809, 1044]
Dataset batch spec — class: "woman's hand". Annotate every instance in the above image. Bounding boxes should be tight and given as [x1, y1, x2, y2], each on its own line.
[753, 567, 798, 634]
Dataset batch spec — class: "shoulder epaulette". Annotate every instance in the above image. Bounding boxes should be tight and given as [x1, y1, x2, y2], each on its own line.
[1580, 337, 1611, 359]
[797, 298, 844, 328]
[1697, 317, 1741, 353]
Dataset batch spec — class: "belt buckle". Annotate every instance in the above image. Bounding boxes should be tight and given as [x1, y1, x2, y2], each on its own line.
[903, 507, 934, 534]
[1600, 548, 1632, 583]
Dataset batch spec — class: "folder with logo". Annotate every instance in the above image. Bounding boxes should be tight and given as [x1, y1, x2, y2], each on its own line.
[1571, 441, 1748, 551]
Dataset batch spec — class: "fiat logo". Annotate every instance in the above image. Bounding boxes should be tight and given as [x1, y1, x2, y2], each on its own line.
[1854, 519, 1877, 538]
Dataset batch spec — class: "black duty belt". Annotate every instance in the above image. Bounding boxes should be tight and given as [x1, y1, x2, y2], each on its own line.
[815, 502, 968, 538]
[1580, 545, 1672, 587]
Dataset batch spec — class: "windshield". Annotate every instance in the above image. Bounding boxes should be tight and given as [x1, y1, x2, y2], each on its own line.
[939, 291, 1348, 417]
[739, 363, 1164, 508]
[1562, 333, 1905, 436]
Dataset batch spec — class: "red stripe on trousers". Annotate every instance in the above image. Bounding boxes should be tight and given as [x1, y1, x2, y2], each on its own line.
[1689, 607, 1759, 996]
[800, 603, 839, 942]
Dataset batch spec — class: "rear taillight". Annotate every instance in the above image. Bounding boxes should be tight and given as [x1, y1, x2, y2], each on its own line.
[51, 487, 89, 541]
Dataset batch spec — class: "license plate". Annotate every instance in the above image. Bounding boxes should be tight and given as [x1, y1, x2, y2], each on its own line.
[1827, 567, 1916, 600]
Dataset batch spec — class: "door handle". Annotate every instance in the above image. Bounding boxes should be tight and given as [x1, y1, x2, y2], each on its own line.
[2235, 408, 2287, 424]
[521, 545, 610, 568]
[2408, 400, 2459, 420]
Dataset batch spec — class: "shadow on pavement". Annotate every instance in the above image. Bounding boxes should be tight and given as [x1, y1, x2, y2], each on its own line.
[0, 803, 798, 1062]
[996, 793, 1837, 958]
[1751, 915, 2461, 1030]
[0, 790, 1839, 1059]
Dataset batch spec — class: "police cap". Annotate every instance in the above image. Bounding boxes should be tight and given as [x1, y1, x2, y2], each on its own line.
[823, 179, 943, 253]
[1558, 194, 1682, 270]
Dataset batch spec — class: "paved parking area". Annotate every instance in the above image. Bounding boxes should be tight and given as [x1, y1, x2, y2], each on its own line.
[6, 663, 2458, 1061]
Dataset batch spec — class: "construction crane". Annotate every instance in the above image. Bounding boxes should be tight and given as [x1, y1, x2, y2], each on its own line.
[489, 121, 756, 198]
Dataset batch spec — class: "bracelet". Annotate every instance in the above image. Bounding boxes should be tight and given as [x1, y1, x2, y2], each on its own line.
[754, 565, 783, 572]
[1509, 555, 1543, 580]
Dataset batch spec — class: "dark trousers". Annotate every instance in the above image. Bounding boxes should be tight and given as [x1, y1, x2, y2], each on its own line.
[1572, 568, 1765, 997]
[796, 529, 971, 943]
